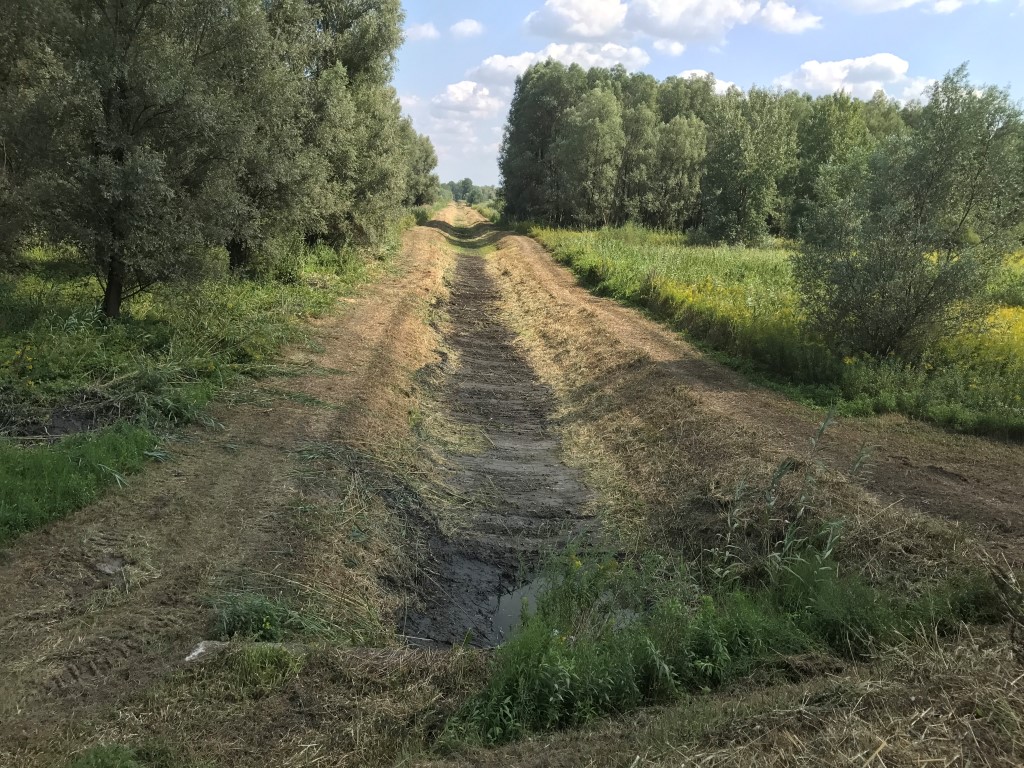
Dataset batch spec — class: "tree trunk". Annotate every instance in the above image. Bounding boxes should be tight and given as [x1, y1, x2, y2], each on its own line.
[227, 238, 252, 272]
[102, 250, 125, 319]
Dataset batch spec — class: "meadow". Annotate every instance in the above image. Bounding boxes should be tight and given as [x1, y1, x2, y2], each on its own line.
[533, 226, 1024, 439]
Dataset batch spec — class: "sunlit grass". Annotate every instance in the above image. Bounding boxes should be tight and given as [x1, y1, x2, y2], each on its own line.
[534, 225, 1024, 438]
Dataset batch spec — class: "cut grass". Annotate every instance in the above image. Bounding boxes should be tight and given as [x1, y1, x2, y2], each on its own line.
[533, 225, 1024, 439]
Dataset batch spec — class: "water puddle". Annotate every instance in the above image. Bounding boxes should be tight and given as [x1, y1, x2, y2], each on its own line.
[490, 578, 547, 642]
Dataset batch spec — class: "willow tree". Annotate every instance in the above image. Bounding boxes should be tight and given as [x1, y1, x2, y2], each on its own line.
[795, 66, 1024, 358]
[4, 0, 287, 317]
[550, 88, 625, 227]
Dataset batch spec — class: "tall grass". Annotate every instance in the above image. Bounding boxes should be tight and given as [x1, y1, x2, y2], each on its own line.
[446, 544, 1003, 745]
[534, 226, 1024, 439]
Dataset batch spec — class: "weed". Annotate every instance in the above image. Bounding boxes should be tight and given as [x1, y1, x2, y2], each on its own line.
[222, 644, 302, 697]
[0, 424, 155, 544]
[69, 745, 142, 768]
[209, 592, 337, 642]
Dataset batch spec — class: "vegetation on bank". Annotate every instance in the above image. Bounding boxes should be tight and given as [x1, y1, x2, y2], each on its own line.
[535, 226, 1024, 437]
[500, 62, 1024, 437]
[0, 229, 397, 544]
[0, 0, 441, 543]
[448, 543, 1003, 745]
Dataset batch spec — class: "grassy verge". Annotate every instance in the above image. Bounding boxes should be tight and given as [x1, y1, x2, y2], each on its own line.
[532, 225, 1024, 439]
[0, 228, 401, 545]
[446, 511, 1004, 746]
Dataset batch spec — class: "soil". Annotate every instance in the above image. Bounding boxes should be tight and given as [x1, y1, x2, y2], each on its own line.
[402, 214, 593, 647]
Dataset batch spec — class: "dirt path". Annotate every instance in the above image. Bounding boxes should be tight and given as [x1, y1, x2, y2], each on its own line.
[461, 210, 1023, 567]
[403, 208, 593, 646]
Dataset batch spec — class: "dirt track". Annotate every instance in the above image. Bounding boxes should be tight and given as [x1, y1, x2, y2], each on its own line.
[403, 213, 593, 646]
[1, 204, 1021, 766]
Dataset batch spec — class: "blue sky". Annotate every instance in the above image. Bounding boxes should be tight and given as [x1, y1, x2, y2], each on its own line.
[393, 0, 1022, 185]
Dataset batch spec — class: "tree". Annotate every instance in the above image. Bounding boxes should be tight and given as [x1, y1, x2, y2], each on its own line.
[499, 61, 589, 221]
[550, 88, 625, 227]
[614, 104, 659, 224]
[794, 66, 1024, 358]
[790, 93, 871, 234]
[701, 88, 798, 244]
[4, 0, 293, 318]
[648, 116, 707, 230]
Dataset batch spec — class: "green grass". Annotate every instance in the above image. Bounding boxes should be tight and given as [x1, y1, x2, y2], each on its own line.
[0, 424, 156, 545]
[533, 225, 1024, 439]
[0, 227, 397, 545]
[210, 591, 339, 643]
[445, 546, 1003, 745]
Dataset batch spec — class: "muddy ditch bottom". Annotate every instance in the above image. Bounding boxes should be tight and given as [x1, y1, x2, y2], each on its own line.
[401, 241, 595, 648]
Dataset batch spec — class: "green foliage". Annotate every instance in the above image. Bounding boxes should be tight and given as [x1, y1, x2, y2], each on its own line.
[701, 88, 799, 244]
[795, 66, 1024, 358]
[446, 544, 1000, 745]
[69, 746, 142, 768]
[0, 424, 154, 545]
[534, 226, 1024, 438]
[446, 179, 497, 205]
[210, 592, 336, 642]
[1, 0, 436, 315]
[550, 89, 625, 226]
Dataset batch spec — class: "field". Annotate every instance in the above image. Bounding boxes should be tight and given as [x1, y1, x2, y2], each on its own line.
[533, 225, 1024, 438]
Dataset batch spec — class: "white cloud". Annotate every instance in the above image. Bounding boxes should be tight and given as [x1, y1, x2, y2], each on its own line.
[680, 69, 738, 94]
[525, 0, 629, 39]
[451, 19, 485, 38]
[406, 22, 440, 41]
[773, 53, 932, 101]
[470, 42, 651, 85]
[431, 81, 506, 118]
[839, 0, 993, 12]
[654, 39, 687, 55]
[626, 0, 762, 44]
[758, 0, 822, 31]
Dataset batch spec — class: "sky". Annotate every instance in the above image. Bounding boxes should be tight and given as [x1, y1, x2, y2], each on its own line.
[393, 0, 1022, 186]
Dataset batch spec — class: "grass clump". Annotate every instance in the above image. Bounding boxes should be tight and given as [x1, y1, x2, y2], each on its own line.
[70, 746, 143, 768]
[0, 424, 155, 544]
[222, 644, 303, 696]
[533, 225, 1024, 438]
[210, 592, 337, 643]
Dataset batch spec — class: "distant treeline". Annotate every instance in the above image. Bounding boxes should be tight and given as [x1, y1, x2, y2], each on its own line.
[442, 179, 498, 205]
[0, 0, 439, 317]
[501, 61, 1024, 362]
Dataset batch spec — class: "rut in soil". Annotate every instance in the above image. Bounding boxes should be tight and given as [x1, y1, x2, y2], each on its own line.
[403, 222, 594, 647]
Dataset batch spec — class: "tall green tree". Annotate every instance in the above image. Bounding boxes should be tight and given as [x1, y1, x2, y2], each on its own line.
[795, 66, 1024, 358]
[701, 88, 798, 244]
[5, 0, 292, 317]
[550, 88, 625, 227]
[649, 116, 707, 230]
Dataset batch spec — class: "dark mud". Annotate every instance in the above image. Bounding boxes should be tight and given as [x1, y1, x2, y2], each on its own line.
[402, 237, 594, 647]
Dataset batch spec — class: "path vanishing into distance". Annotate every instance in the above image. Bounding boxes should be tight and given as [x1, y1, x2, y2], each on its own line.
[2, 204, 1023, 767]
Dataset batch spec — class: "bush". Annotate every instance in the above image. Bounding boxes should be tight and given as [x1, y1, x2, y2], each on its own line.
[795, 68, 1024, 359]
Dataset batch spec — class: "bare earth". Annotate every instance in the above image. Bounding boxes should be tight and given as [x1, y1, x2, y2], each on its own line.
[0, 204, 1021, 767]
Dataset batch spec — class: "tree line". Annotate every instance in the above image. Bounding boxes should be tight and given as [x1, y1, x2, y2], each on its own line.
[443, 179, 498, 206]
[0, 0, 439, 318]
[500, 62, 1024, 359]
